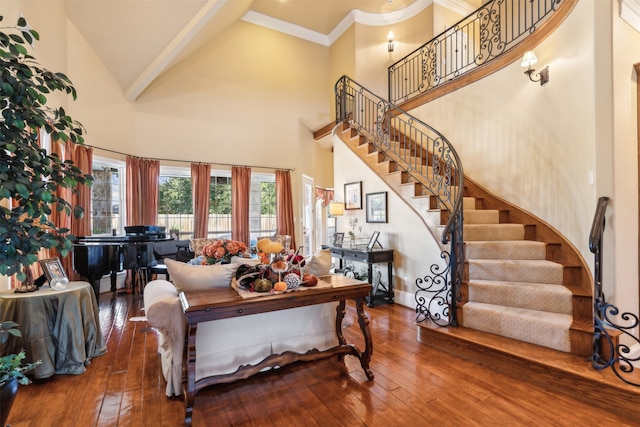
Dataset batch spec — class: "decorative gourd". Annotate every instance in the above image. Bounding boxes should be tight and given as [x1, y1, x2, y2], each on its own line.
[253, 278, 273, 293]
[284, 273, 302, 289]
[273, 281, 287, 292]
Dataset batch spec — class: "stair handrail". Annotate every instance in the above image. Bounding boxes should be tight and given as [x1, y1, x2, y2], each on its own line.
[589, 196, 640, 387]
[335, 75, 464, 326]
[388, 0, 568, 104]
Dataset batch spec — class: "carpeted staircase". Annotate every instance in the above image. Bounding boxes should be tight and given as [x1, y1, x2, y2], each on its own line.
[335, 122, 593, 356]
[462, 197, 573, 353]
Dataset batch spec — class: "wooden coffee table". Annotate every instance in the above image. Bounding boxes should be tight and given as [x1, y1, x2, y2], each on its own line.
[179, 274, 374, 425]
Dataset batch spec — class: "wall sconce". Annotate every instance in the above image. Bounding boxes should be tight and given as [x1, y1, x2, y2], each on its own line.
[328, 201, 345, 217]
[521, 50, 549, 85]
[387, 31, 394, 53]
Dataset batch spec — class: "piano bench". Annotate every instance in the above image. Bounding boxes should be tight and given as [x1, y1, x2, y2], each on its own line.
[150, 264, 170, 281]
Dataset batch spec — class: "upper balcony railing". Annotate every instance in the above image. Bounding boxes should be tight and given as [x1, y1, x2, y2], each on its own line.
[388, 0, 565, 104]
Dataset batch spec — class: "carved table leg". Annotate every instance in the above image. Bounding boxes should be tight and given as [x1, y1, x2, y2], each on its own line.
[185, 322, 197, 425]
[355, 297, 374, 380]
[334, 300, 347, 363]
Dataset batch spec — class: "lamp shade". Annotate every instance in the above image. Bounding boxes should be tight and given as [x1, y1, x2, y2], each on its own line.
[521, 51, 538, 68]
[328, 201, 345, 217]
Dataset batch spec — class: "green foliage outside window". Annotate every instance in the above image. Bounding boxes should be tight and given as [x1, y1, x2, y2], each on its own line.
[158, 177, 192, 214]
[210, 176, 231, 214]
[261, 182, 275, 215]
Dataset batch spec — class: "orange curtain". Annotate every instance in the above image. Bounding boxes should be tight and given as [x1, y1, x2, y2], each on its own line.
[62, 143, 93, 280]
[50, 139, 71, 233]
[275, 169, 297, 249]
[231, 166, 251, 245]
[191, 163, 211, 238]
[70, 143, 93, 237]
[315, 187, 333, 207]
[324, 189, 334, 207]
[48, 138, 74, 282]
[126, 156, 160, 226]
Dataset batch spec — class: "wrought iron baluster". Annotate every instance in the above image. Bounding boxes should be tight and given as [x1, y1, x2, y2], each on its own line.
[589, 196, 640, 387]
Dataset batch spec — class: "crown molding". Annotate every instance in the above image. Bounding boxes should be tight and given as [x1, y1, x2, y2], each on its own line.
[621, 0, 640, 33]
[241, 0, 478, 46]
[241, 10, 330, 46]
[243, 0, 478, 47]
[435, 0, 476, 17]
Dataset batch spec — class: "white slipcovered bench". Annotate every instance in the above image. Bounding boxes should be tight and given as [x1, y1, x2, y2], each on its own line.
[143, 249, 334, 396]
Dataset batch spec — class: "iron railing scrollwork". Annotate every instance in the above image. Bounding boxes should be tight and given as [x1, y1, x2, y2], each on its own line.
[388, 0, 564, 104]
[589, 196, 640, 387]
[335, 75, 464, 326]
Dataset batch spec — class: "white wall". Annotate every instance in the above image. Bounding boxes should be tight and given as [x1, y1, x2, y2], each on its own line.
[611, 0, 640, 327]
[333, 136, 444, 308]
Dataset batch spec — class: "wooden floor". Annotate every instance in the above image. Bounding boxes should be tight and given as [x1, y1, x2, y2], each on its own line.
[6, 291, 639, 426]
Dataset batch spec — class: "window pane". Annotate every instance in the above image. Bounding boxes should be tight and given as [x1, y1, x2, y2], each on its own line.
[249, 176, 276, 247]
[158, 176, 192, 238]
[209, 176, 231, 238]
[91, 167, 121, 235]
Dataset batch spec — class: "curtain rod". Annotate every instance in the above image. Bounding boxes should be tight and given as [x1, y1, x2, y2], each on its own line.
[86, 144, 295, 172]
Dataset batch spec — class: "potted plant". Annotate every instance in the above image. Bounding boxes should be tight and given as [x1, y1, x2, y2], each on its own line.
[0, 15, 92, 284]
[0, 320, 41, 426]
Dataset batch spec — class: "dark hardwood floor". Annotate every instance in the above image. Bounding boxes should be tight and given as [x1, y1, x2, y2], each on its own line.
[6, 291, 639, 426]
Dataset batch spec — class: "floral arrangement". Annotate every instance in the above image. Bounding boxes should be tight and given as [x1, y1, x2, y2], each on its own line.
[199, 239, 247, 265]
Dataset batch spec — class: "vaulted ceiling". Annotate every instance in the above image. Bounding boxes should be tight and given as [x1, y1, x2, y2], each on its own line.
[63, 0, 476, 101]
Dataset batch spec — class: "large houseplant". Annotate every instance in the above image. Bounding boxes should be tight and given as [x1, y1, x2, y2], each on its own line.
[0, 320, 41, 425]
[0, 15, 92, 283]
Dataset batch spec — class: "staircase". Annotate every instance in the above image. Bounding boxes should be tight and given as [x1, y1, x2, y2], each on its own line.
[334, 122, 593, 357]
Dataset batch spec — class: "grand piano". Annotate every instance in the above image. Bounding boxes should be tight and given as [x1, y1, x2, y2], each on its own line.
[73, 226, 168, 301]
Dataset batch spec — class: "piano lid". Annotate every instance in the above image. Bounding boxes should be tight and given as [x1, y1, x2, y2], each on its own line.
[125, 225, 166, 238]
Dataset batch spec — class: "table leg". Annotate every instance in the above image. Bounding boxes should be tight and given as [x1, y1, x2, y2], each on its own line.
[185, 323, 197, 426]
[335, 300, 347, 345]
[366, 264, 374, 307]
[387, 261, 394, 303]
[354, 297, 374, 380]
[110, 271, 118, 293]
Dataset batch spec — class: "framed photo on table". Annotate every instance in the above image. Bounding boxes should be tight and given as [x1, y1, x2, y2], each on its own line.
[344, 181, 362, 210]
[367, 231, 382, 251]
[366, 191, 387, 223]
[334, 232, 345, 247]
[39, 258, 68, 284]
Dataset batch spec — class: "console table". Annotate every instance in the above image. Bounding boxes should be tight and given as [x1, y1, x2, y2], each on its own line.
[329, 246, 394, 307]
[179, 275, 373, 426]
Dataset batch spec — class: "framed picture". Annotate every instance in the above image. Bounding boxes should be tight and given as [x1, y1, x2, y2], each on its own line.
[334, 232, 345, 247]
[39, 258, 68, 283]
[367, 231, 382, 251]
[366, 192, 388, 223]
[344, 181, 362, 210]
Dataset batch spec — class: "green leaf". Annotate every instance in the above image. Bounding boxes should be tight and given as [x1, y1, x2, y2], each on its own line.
[15, 183, 29, 198]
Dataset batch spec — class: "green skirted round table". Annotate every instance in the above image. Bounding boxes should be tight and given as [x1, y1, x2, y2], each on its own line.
[0, 281, 107, 379]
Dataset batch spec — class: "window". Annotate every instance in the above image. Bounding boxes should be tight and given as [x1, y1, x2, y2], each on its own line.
[156, 168, 276, 242]
[91, 158, 124, 235]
